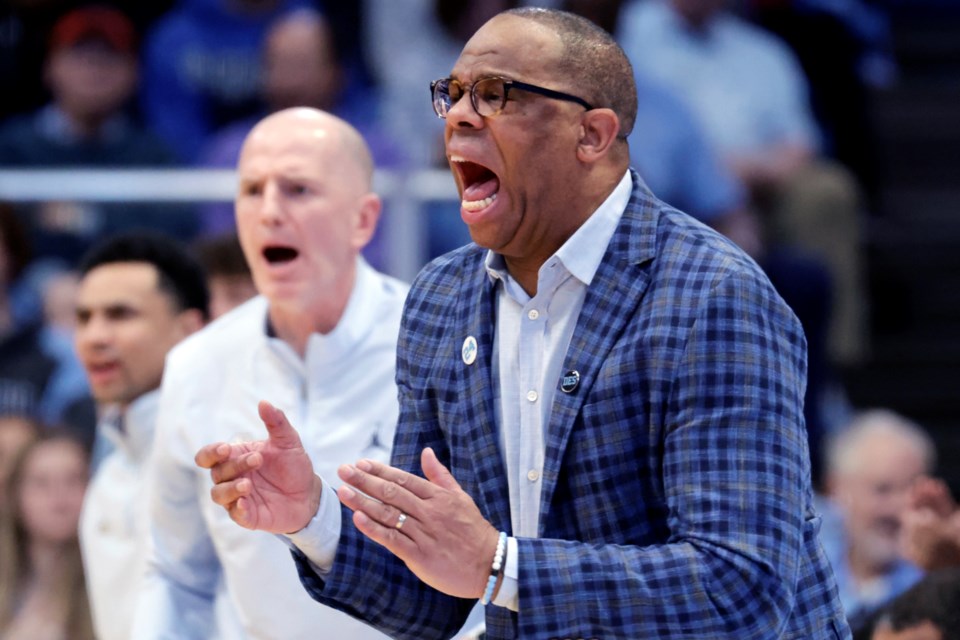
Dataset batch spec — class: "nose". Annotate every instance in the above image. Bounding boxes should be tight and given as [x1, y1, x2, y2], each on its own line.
[258, 181, 284, 227]
[76, 314, 111, 351]
[446, 90, 483, 131]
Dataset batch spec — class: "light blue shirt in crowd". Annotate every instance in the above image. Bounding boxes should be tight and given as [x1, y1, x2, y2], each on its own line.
[618, 0, 821, 157]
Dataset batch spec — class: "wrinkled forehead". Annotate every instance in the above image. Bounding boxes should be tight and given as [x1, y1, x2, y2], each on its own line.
[451, 15, 563, 84]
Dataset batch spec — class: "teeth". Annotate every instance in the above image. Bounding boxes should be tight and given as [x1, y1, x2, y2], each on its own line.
[462, 193, 497, 211]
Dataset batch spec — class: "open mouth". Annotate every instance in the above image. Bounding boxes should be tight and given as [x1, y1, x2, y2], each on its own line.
[263, 246, 299, 264]
[453, 158, 500, 212]
[86, 361, 119, 379]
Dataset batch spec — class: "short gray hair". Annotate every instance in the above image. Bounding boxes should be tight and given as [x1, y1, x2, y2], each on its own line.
[826, 408, 936, 476]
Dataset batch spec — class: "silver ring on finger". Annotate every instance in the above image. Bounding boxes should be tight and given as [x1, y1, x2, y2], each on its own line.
[395, 512, 408, 530]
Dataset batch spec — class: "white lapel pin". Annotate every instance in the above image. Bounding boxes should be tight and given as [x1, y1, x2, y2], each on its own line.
[462, 336, 478, 365]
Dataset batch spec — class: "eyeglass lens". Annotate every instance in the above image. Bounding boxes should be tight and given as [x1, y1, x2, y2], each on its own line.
[434, 78, 508, 118]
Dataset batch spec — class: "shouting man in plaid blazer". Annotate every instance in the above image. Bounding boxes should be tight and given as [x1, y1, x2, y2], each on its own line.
[198, 7, 851, 639]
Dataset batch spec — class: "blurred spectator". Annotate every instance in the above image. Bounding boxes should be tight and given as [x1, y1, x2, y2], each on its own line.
[867, 568, 960, 640]
[0, 5, 197, 267]
[628, 73, 753, 245]
[0, 0, 70, 122]
[197, 7, 407, 269]
[746, 0, 893, 203]
[0, 203, 42, 324]
[193, 232, 256, 319]
[822, 409, 935, 628]
[0, 430, 95, 640]
[40, 269, 80, 338]
[73, 232, 208, 640]
[0, 416, 39, 511]
[899, 476, 960, 573]
[140, 0, 313, 163]
[618, 0, 867, 366]
[0, 205, 94, 446]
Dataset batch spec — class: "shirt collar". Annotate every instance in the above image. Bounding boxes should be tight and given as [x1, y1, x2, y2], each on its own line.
[101, 389, 160, 462]
[484, 169, 633, 288]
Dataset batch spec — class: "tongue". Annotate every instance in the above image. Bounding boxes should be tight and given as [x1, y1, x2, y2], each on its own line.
[463, 174, 500, 203]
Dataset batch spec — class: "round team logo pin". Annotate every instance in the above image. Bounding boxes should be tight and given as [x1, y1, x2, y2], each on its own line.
[462, 336, 478, 365]
[560, 370, 580, 393]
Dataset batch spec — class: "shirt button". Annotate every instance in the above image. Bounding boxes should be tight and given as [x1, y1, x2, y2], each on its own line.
[526, 390, 538, 402]
[527, 469, 540, 482]
[527, 309, 539, 320]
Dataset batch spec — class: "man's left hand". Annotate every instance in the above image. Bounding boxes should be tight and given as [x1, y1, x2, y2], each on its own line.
[336, 448, 501, 599]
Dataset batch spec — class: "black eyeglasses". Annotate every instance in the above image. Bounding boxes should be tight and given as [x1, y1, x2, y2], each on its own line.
[430, 76, 593, 119]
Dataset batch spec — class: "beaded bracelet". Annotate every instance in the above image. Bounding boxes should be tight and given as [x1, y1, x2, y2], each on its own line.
[480, 531, 508, 605]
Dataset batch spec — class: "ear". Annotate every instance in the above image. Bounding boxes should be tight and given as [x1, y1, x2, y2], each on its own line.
[351, 192, 382, 250]
[576, 108, 621, 164]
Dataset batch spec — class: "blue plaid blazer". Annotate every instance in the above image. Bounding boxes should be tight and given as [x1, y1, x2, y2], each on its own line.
[296, 173, 850, 639]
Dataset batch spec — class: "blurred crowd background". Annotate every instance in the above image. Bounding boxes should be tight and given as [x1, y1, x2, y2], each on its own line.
[0, 0, 958, 637]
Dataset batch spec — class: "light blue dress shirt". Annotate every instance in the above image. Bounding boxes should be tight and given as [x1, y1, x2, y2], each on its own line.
[485, 171, 632, 609]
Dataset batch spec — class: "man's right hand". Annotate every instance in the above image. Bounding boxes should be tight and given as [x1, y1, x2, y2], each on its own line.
[195, 400, 322, 534]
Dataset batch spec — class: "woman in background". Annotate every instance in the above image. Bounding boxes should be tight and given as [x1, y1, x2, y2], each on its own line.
[0, 430, 93, 640]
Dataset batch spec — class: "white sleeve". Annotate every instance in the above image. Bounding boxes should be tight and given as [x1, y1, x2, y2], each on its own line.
[131, 359, 220, 640]
[282, 480, 343, 573]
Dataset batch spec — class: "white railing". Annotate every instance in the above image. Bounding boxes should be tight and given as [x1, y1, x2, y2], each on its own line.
[0, 168, 461, 282]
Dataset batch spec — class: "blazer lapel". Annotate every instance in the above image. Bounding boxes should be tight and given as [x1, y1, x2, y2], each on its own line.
[453, 255, 513, 534]
[538, 174, 659, 532]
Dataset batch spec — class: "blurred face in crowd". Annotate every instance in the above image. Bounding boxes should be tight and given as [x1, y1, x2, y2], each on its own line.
[830, 430, 930, 573]
[43, 271, 81, 335]
[235, 109, 379, 325]
[46, 40, 137, 125]
[74, 262, 200, 407]
[443, 15, 598, 267]
[263, 14, 341, 112]
[15, 438, 88, 546]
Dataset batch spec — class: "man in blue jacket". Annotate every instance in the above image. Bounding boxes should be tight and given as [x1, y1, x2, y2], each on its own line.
[198, 8, 850, 639]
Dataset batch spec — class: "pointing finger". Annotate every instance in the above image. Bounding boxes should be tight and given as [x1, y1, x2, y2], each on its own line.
[258, 400, 306, 450]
